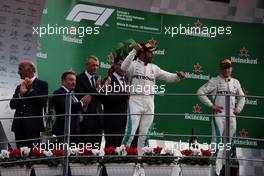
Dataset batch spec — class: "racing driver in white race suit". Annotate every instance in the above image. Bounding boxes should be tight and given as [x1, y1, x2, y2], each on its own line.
[121, 41, 185, 155]
[197, 59, 245, 175]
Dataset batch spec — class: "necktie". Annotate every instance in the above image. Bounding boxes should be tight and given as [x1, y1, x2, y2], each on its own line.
[69, 90, 78, 103]
[91, 76, 95, 88]
[120, 77, 124, 83]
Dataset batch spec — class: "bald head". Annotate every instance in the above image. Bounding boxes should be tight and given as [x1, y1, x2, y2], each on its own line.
[85, 56, 99, 75]
[18, 60, 36, 79]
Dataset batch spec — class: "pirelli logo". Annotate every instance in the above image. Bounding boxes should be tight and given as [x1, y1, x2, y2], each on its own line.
[66, 4, 114, 26]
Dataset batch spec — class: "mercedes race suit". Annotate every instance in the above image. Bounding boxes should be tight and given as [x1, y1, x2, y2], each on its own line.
[197, 75, 245, 175]
[121, 49, 181, 154]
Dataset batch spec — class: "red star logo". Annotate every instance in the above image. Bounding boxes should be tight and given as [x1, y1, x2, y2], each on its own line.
[148, 38, 156, 46]
[194, 20, 202, 28]
[194, 63, 202, 72]
[36, 41, 41, 49]
[239, 129, 248, 138]
[239, 47, 249, 57]
[108, 53, 114, 62]
[193, 104, 202, 113]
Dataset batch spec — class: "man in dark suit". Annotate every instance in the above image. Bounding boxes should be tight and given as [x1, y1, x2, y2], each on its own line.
[102, 57, 129, 147]
[52, 71, 91, 144]
[10, 60, 48, 148]
[75, 56, 103, 148]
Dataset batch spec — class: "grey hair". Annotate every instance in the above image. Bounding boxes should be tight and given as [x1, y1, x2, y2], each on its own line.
[86, 55, 99, 64]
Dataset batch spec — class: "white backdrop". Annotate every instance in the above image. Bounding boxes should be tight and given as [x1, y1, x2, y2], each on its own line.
[0, 0, 45, 148]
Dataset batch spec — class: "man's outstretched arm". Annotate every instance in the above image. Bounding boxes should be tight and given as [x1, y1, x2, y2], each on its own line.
[155, 66, 185, 83]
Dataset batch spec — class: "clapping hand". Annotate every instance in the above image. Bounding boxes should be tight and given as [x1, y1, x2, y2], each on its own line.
[104, 76, 111, 86]
[19, 77, 32, 95]
[81, 95, 91, 108]
[96, 76, 102, 92]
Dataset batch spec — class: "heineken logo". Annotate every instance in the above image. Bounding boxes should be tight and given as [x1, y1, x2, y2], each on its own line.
[193, 63, 202, 72]
[36, 41, 41, 50]
[36, 51, 47, 59]
[108, 53, 114, 62]
[66, 4, 114, 26]
[36, 41, 47, 59]
[239, 128, 248, 138]
[193, 104, 202, 113]
[239, 47, 249, 57]
[235, 89, 258, 106]
[149, 38, 165, 56]
[231, 47, 258, 65]
[194, 20, 202, 28]
[235, 128, 258, 147]
[100, 61, 111, 69]
[185, 62, 210, 80]
[185, 104, 209, 122]
[185, 73, 210, 80]
[185, 19, 210, 37]
[62, 35, 82, 44]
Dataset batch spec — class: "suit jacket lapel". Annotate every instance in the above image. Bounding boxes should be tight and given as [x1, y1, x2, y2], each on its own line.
[59, 87, 79, 102]
[83, 72, 99, 91]
[32, 78, 38, 88]
[82, 72, 93, 89]
[112, 75, 122, 87]
[59, 87, 67, 94]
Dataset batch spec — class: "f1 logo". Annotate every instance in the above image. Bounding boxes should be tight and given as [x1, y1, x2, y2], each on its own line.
[66, 4, 114, 26]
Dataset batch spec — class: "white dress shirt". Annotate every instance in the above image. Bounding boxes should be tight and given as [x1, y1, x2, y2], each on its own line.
[85, 71, 96, 88]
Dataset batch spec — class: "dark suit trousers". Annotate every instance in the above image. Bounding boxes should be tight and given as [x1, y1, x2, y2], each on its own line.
[80, 117, 102, 147]
[14, 130, 40, 149]
[104, 115, 127, 147]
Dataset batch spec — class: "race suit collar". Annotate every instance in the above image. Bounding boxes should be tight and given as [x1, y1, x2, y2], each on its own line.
[219, 75, 232, 82]
[137, 58, 149, 66]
